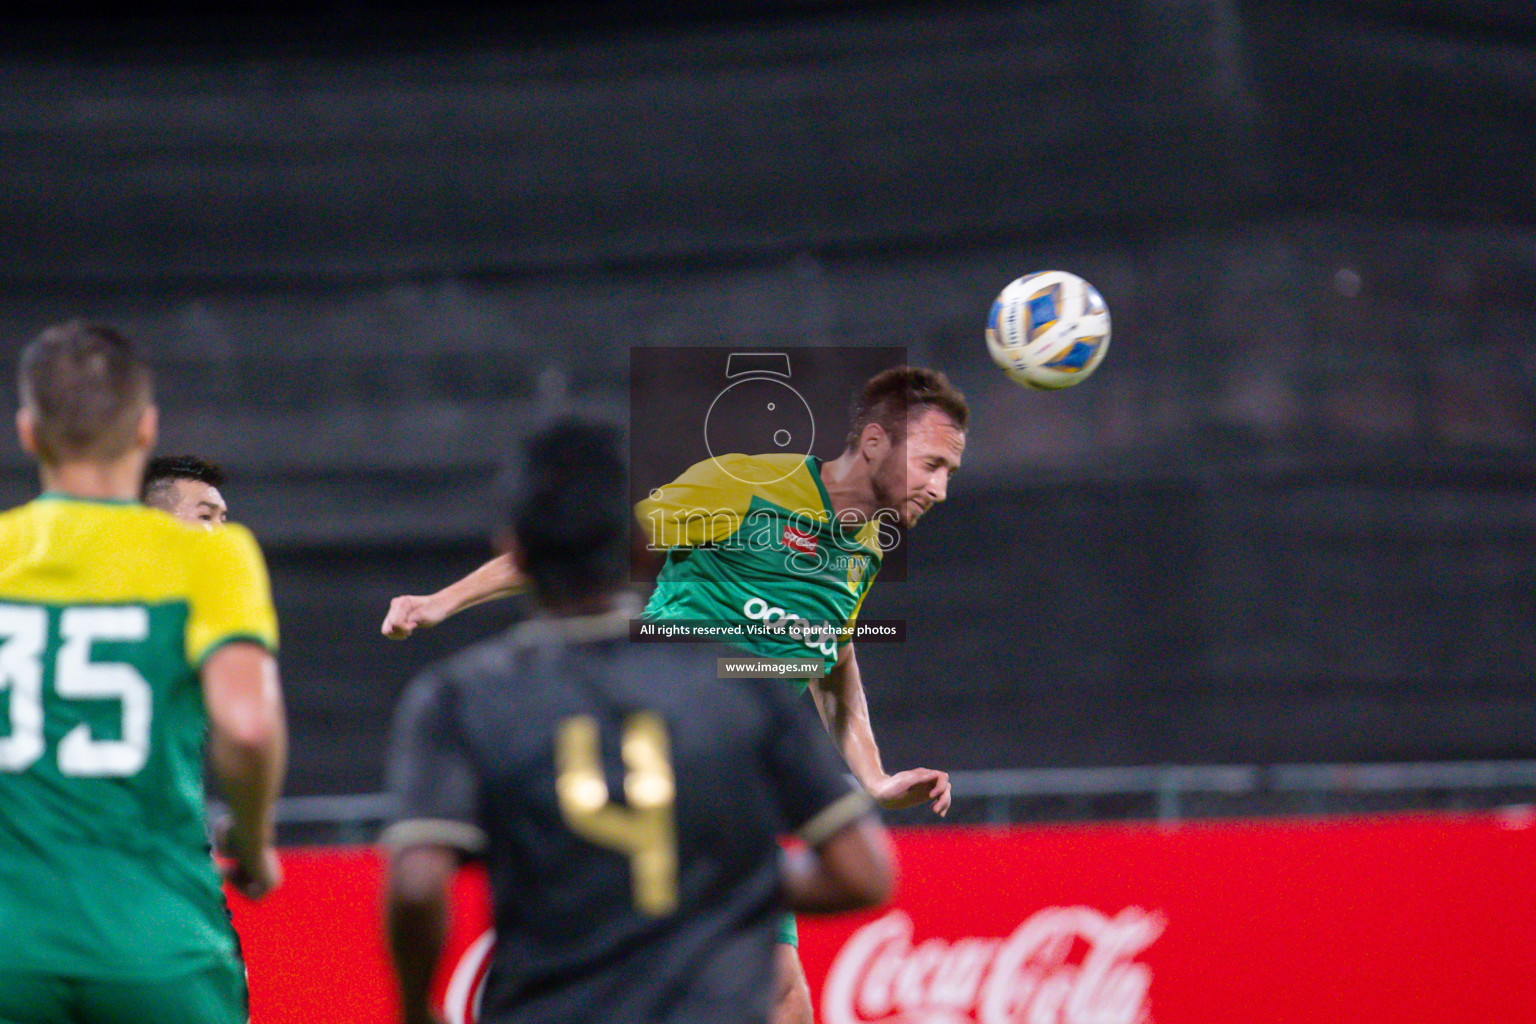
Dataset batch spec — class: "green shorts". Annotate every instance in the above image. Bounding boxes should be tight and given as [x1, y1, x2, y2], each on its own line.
[0, 958, 248, 1024]
[776, 912, 798, 947]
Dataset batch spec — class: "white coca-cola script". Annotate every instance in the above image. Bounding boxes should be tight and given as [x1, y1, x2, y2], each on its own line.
[821, 907, 1164, 1024]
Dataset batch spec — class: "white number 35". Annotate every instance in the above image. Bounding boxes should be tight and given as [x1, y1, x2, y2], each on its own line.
[0, 604, 152, 777]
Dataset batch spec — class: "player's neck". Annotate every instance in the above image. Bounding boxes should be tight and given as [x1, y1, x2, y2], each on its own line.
[39, 459, 144, 503]
[539, 591, 629, 619]
[818, 451, 880, 524]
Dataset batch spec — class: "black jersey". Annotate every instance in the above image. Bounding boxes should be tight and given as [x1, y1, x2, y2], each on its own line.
[383, 599, 870, 1024]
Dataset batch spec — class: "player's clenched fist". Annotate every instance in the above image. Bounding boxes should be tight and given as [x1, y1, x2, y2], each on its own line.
[380, 556, 526, 639]
[223, 845, 283, 901]
[215, 816, 284, 900]
[382, 594, 447, 640]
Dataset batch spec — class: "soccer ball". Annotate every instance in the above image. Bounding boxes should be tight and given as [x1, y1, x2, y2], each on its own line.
[985, 270, 1111, 390]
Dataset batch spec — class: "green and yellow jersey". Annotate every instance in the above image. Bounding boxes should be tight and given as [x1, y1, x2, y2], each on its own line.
[0, 494, 278, 979]
[635, 453, 882, 679]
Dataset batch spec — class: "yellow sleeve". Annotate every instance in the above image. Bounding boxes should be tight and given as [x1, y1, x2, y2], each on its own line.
[632, 455, 767, 549]
[185, 523, 280, 668]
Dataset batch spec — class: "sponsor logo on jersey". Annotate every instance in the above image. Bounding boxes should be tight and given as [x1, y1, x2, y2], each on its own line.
[822, 907, 1163, 1024]
[742, 596, 839, 659]
[782, 525, 819, 555]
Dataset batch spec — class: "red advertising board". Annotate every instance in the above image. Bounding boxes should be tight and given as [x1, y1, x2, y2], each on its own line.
[228, 810, 1536, 1023]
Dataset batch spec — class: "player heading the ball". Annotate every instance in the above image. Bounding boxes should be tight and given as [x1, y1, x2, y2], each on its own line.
[380, 363, 966, 1024]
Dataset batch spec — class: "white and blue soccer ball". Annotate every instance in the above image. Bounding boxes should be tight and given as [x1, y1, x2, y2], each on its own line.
[985, 270, 1111, 390]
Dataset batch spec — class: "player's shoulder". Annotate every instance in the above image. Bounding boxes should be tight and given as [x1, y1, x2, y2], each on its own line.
[684, 452, 821, 503]
[1, 496, 189, 563]
[696, 452, 810, 482]
[0, 495, 164, 531]
[418, 629, 520, 696]
[154, 519, 261, 586]
[0, 501, 30, 554]
[152, 518, 271, 611]
[0, 500, 31, 527]
[399, 628, 543, 743]
[0, 503, 32, 570]
[188, 519, 264, 559]
[432, 622, 721, 704]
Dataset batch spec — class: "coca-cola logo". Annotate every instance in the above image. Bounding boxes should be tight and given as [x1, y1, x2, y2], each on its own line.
[822, 908, 1164, 1024]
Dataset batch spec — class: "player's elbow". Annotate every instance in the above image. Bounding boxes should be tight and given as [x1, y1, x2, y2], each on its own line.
[204, 644, 286, 753]
[847, 824, 898, 908]
[211, 700, 285, 754]
[819, 816, 898, 911]
[388, 845, 457, 912]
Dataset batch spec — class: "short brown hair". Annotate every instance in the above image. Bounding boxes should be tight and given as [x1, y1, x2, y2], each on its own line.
[18, 321, 153, 464]
[845, 365, 969, 450]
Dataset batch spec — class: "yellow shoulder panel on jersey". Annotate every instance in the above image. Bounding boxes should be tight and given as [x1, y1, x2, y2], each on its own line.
[184, 521, 279, 667]
[634, 453, 825, 548]
[0, 497, 278, 667]
[851, 521, 883, 557]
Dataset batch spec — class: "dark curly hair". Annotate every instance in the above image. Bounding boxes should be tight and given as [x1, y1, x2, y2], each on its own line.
[507, 416, 629, 604]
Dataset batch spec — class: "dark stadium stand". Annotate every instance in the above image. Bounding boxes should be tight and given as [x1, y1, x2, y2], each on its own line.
[0, 0, 1532, 802]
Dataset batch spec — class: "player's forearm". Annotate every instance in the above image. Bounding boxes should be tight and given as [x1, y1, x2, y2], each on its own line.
[837, 721, 888, 793]
[815, 656, 889, 792]
[210, 720, 286, 857]
[438, 554, 523, 615]
[205, 648, 288, 858]
[820, 687, 886, 789]
[388, 866, 450, 1024]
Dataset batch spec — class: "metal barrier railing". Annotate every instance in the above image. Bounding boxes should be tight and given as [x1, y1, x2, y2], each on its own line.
[948, 764, 1262, 824]
[260, 759, 1536, 842]
[948, 760, 1536, 824]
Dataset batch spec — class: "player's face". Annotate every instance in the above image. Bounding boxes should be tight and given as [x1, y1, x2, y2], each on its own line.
[873, 408, 965, 528]
[164, 479, 228, 530]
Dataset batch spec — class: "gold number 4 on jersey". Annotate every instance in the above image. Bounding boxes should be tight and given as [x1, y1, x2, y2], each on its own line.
[555, 711, 679, 917]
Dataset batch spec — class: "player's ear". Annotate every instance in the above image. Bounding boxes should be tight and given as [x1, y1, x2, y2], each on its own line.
[858, 421, 891, 462]
[15, 407, 37, 457]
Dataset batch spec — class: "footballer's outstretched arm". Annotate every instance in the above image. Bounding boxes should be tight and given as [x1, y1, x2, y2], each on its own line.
[387, 844, 457, 1024]
[809, 643, 952, 816]
[204, 642, 288, 899]
[781, 814, 896, 913]
[382, 554, 524, 639]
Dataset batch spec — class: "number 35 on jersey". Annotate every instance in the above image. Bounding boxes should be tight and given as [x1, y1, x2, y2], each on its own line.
[0, 604, 155, 778]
